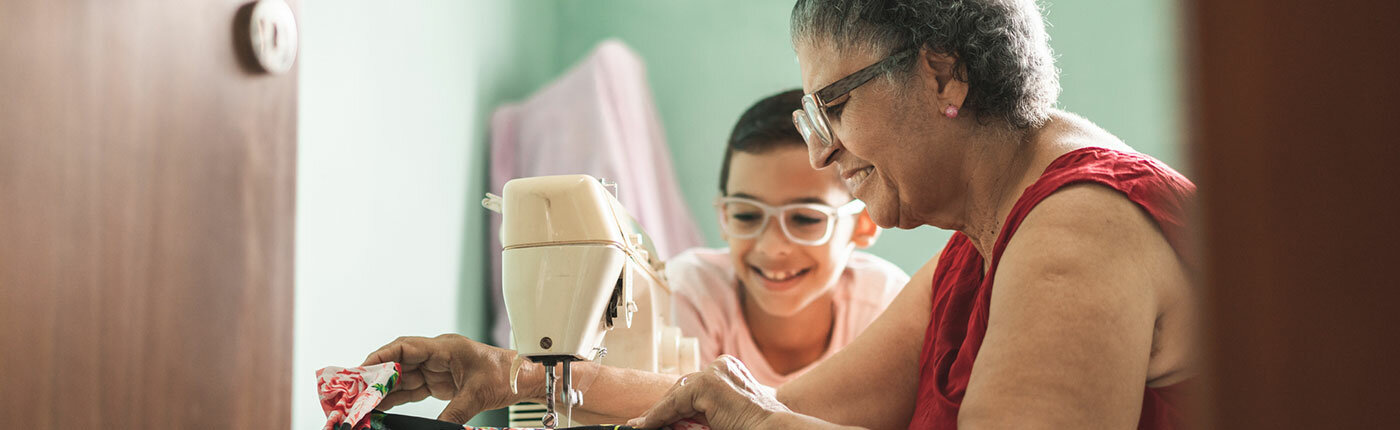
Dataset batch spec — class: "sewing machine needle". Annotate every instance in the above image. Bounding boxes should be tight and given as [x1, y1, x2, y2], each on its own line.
[542, 363, 557, 429]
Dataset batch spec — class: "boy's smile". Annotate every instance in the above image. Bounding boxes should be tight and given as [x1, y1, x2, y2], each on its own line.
[749, 265, 812, 292]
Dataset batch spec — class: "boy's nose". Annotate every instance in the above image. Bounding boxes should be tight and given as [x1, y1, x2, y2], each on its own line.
[753, 215, 794, 256]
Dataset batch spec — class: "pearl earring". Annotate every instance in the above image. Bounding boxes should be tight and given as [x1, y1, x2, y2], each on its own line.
[944, 105, 959, 118]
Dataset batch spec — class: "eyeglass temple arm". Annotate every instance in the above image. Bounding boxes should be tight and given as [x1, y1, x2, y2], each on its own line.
[813, 49, 917, 103]
[837, 199, 867, 214]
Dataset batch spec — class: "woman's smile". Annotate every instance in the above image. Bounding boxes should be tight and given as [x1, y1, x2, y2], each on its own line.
[841, 166, 874, 193]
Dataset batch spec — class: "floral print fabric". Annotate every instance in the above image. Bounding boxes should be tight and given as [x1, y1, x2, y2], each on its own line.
[318, 363, 401, 430]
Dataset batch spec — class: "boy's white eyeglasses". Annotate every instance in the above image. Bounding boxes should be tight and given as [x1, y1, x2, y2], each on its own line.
[714, 196, 866, 247]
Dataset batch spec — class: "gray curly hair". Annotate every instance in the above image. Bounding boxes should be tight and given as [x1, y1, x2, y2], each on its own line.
[792, 0, 1059, 129]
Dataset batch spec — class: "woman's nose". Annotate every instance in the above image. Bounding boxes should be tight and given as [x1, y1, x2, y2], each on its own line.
[807, 136, 838, 169]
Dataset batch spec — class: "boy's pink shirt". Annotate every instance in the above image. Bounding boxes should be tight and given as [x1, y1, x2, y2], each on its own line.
[665, 247, 909, 387]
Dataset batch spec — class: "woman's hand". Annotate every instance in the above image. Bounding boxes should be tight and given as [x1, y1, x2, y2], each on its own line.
[626, 356, 793, 430]
[362, 334, 526, 424]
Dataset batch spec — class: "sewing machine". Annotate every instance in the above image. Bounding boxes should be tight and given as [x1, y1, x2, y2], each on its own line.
[483, 174, 700, 428]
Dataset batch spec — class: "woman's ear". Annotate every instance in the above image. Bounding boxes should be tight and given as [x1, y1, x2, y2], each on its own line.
[850, 210, 881, 249]
[916, 47, 969, 112]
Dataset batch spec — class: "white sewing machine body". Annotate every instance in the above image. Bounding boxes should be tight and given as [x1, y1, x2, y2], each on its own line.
[487, 174, 700, 427]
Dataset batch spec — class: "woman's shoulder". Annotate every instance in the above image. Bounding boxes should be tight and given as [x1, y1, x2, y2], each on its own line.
[1025, 113, 1194, 230]
[1040, 110, 1132, 151]
[1011, 132, 1196, 265]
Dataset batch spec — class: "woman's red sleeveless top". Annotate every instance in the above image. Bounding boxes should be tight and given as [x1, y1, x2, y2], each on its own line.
[907, 147, 1195, 429]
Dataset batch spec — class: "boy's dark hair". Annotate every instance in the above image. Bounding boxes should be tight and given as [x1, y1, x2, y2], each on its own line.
[719, 89, 807, 195]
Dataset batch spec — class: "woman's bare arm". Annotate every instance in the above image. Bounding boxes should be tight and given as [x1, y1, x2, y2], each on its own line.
[959, 185, 1188, 429]
[778, 253, 940, 430]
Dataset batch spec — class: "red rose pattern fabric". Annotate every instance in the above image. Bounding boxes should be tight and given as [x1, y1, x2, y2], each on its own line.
[318, 363, 402, 430]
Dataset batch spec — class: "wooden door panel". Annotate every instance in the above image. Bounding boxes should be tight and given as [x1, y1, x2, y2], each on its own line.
[1189, 0, 1400, 428]
[0, 1, 297, 428]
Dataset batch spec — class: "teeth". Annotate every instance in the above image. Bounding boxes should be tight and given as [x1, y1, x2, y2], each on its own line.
[849, 167, 872, 187]
[757, 267, 803, 281]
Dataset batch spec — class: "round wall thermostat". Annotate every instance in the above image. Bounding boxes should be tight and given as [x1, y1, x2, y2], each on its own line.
[248, 0, 298, 74]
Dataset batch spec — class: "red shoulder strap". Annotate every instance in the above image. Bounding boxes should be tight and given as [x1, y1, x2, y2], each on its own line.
[988, 147, 1198, 272]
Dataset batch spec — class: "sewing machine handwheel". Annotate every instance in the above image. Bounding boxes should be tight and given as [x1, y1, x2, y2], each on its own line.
[604, 277, 622, 329]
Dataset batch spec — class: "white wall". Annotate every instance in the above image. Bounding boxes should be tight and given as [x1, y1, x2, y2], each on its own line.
[292, 0, 566, 427]
[293, 0, 473, 425]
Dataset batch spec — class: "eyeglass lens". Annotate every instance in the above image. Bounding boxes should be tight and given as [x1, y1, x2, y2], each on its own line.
[793, 110, 815, 145]
[800, 97, 828, 146]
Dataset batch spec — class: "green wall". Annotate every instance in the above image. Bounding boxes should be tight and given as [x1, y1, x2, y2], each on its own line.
[1048, 0, 1183, 169]
[552, 0, 806, 260]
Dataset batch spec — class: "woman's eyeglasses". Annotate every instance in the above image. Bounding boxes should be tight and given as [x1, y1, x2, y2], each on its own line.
[792, 49, 915, 150]
[715, 196, 866, 246]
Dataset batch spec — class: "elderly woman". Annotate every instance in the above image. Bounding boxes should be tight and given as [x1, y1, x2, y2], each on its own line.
[366, 0, 1195, 428]
[626, 0, 1197, 429]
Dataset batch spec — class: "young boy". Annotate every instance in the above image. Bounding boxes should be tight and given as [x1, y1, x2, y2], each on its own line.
[666, 89, 908, 386]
